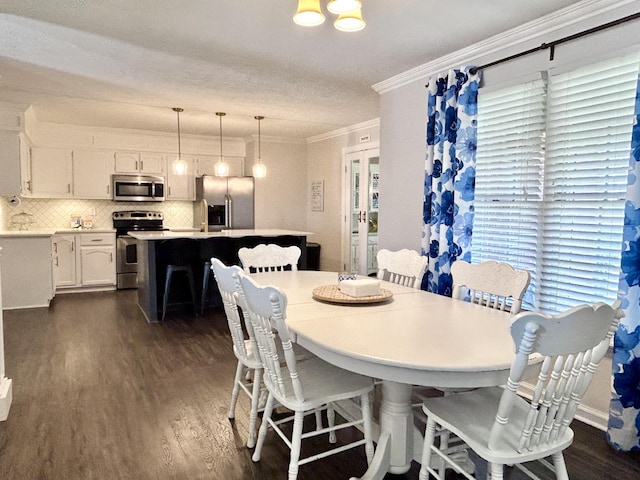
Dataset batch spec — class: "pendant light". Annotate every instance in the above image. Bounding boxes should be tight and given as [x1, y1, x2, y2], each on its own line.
[327, 0, 361, 14]
[334, 7, 365, 32]
[293, 0, 325, 26]
[253, 115, 267, 178]
[214, 112, 229, 177]
[172, 107, 187, 175]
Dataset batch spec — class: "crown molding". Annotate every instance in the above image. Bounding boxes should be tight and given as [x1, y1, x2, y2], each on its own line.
[307, 118, 380, 144]
[243, 133, 305, 145]
[372, 0, 638, 94]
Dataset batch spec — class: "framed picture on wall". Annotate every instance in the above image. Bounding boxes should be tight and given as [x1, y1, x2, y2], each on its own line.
[311, 180, 324, 211]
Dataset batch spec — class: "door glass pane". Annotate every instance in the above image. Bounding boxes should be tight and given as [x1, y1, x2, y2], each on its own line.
[350, 158, 360, 273]
[367, 156, 379, 274]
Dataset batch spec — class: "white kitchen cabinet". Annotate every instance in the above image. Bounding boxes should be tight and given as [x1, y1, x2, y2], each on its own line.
[19, 133, 32, 197]
[52, 234, 77, 288]
[79, 233, 115, 287]
[53, 233, 116, 290]
[196, 155, 244, 176]
[114, 152, 165, 175]
[0, 235, 54, 309]
[0, 131, 21, 196]
[72, 149, 115, 199]
[29, 147, 73, 197]
[166, 155, 195, 200]
[0, 246, 14, 421]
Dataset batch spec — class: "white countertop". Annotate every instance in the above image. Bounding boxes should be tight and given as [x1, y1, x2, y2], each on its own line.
[128, 229, 313, 240]
[0, 228, 116, 238]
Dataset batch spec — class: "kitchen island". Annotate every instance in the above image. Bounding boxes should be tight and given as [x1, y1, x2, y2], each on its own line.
[128, 229, 313, 323]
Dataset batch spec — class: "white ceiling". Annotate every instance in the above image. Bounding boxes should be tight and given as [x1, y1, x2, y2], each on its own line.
[0, 0, 584, 139]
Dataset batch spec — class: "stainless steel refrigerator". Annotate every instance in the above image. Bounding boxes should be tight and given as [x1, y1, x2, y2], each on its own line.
[194, 176, 255, 231]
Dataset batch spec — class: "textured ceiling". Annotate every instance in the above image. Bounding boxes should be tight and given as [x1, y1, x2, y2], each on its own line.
[0, 0, 584, 139]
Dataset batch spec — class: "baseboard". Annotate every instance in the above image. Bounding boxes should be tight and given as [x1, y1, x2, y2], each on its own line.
[518, 382, 608, 431]
[0, 376, 13, 421]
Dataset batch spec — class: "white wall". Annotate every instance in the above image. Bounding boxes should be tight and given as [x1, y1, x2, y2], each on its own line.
[376, 0, 640, 253]
[249, 138, 308, 231]
[306, 121, 379, 272]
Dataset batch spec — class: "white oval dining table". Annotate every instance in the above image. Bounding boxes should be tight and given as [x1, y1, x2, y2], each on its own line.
[251, 270, 518, 480]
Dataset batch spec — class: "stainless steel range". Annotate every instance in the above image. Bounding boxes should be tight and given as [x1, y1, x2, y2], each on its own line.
[112, 210, 165, 289]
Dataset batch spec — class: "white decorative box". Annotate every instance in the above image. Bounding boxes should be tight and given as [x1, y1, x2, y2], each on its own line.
[338, 279, 381, 298]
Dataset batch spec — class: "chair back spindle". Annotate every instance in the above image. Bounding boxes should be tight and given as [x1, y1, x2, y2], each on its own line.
[451, 260, 531, 313]
[238, 244, 301, 273]
[376, 248, 428, 289]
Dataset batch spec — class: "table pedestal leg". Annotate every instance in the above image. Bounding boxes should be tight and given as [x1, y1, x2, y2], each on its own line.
[352, 381, 413, 480]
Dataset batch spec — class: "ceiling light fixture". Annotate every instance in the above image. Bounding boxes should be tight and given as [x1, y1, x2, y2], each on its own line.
[172, 107, 187, 175]
[214, 112, 229, 177]
[293, 0, 325, 27]
[253, 116, 267, 178]
[293, 0, 365, 31]
[327, 0, 361, 14]
[334, 7, 365, 32]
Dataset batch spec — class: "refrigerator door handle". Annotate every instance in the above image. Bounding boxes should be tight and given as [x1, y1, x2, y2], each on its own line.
[225, 193, 232, 229]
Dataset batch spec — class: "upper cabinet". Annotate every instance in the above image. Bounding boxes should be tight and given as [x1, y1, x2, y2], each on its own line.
[29, 147, 73, 198]
[196, 155, 244, 177]
[0, 131, 21, 196]
[166, 155, 195, 200]
[114, 152, 164, 175]
[73, 149, 115, 199]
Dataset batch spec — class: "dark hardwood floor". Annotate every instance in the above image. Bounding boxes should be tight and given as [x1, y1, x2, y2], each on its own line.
[0, 290, 638, 479]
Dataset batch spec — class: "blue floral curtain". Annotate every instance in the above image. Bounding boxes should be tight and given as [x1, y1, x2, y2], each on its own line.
[421, 67, 481, 295]
[608, 71, 640, 452]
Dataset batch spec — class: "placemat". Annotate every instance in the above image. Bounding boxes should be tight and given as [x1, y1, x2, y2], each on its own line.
[312, 284, 393, 304]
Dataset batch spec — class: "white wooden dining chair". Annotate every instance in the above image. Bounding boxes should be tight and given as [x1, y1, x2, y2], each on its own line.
[235, 272, 375, 480]
[451, 260, 531, 314]
[210, 258, 264, 448]
[376, 248, 428, 288]
[418, 301, 622, 480]
[238, 244, 301, 273]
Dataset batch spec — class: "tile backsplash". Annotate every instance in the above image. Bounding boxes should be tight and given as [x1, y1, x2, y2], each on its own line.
[0, 196, 194, 230]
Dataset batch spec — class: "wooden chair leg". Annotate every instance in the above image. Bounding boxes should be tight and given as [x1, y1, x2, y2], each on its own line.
[287, 410, 305, 480]
[228, 360, 243, 419]
[252, 393, 275, 462]
[360, 393, 374, 464]
[419, 418, 437, 480]
[327, 404, 337, 443]
[246, 368, 262, 449]
[553, 452, 569, 480]
[489, 462, 504, 480]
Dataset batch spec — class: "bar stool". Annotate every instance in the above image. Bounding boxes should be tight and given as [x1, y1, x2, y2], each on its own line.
[160, 239, 198, 321]
[200, 238, 233, 314]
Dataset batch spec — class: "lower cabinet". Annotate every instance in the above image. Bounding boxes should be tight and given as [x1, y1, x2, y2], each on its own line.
[52, 232, 116, 290]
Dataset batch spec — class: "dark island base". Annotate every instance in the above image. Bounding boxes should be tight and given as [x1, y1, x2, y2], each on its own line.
[137, 235, 308, 323]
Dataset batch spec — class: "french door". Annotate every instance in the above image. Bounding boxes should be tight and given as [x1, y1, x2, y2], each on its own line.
[343, 145, 379, 275]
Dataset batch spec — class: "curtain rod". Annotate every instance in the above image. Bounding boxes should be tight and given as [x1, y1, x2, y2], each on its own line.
[468, 11, 640, 75]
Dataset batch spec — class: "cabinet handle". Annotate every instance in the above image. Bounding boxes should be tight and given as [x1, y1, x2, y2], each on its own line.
[140, 160, 144, 170]
[362, 211, 366, 223]
[91, 239, 103, 242]
[67, 184, 71, 193]
[110, 253, 113, 262]
[27, 180, 32, 192]
[71, 243, 74, 252]
[55, 257, 59, 266]
[107, 184, 110, 194]
[135, 160, 139, 170]
[53, 243, 58, 253]
[358, 211, 362, 222]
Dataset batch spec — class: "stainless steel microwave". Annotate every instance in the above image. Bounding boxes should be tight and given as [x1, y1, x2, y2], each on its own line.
[112, 174, 165, 202]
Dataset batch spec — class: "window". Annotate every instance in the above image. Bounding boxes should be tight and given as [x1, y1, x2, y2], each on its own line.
[473, 54, 639, 313]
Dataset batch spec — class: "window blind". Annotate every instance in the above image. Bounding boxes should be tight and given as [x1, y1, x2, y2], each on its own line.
[473, 54, 639, 314]
[474, 77, 546, 310]
[539, 55, 638, 312]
